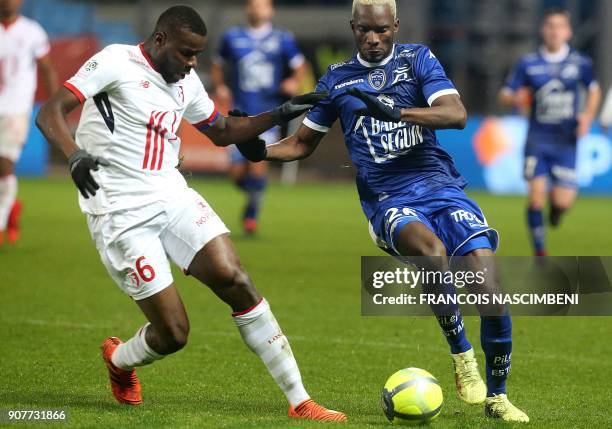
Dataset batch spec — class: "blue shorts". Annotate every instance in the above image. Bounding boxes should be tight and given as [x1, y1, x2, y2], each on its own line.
[524, 143, 577, 188]
[368, 186, 499, 257]
[229, 127, 280, 164]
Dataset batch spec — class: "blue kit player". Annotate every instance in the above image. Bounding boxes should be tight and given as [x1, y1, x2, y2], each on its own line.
[499, 9, 601, 256]
[231, 0, 529, 422]
[211, 0, 306, 234]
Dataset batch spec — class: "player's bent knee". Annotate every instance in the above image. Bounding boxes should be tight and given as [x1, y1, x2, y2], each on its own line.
[403, 238, 446, 258]
[425, 240, 447, 258]
[211, 262, 250, 290]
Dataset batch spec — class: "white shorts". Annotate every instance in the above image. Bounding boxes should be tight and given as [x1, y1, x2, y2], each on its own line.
[87, 188, 230, 300]
[0, 113, 31, 161]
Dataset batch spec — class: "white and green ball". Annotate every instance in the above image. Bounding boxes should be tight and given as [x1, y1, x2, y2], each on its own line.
[381, 368, 443, 425]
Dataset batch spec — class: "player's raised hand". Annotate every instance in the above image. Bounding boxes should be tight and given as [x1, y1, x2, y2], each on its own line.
[67, 149, 110, 198]
[348, 88, 402, 122]
[228, 109, 267, 162]
[271, 91, 328, 123]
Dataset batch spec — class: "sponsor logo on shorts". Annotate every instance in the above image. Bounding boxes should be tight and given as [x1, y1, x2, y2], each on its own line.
[450, 209, 487, 228]
[195, 199, 215, 226]
[126, 268, 140, 287]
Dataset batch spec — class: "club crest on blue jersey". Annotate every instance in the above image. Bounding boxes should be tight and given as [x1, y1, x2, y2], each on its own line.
[368, 69, 387, 90]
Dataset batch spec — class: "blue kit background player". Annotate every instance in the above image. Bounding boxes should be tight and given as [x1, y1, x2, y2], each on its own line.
[499, 8, 601, 256]
[234, 0, 529, 422]
[211, 0, 306, 233]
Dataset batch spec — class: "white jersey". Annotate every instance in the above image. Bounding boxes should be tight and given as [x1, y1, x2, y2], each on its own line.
[0, 15, 50, 115]
[65, 44, 220, 215]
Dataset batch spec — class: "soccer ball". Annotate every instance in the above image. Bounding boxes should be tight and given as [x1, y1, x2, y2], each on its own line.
[381, 368, 443, 425]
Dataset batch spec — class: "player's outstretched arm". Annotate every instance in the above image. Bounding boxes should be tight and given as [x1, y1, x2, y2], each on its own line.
[348, 88, 466, 130]
[36, 88, 109, 198]
[203, 92, 328, 147]
[265, 124, 325, 162]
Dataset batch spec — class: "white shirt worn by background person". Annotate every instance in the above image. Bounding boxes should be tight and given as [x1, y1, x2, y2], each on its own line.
[0, 15, 50, 116]
[64, 43, 220, 215]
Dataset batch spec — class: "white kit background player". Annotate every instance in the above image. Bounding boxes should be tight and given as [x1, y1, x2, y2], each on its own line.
[0, 0, 58, 244]
[35, 5, 345, 422]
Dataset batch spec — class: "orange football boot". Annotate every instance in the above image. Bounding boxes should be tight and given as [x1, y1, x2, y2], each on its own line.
[7, 199, 22, 244]
[101, 337, 143, 405]
[288, 399, 347, 422]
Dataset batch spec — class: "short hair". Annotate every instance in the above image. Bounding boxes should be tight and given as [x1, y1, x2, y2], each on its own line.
[543, 7, 571, 23]
[155, 5, 207, 37]
[352, 0, 397, 20]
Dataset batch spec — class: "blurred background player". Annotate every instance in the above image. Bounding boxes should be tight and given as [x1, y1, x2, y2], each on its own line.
[210, 0, 305, 234]
[241, 0, 528, 422]
[499, 9, 601, 256]
[0, 0, 58, 245]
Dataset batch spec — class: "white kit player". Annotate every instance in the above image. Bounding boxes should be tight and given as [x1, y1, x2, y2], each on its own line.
[0, 0, 58, 245]
[35, 5, 345, 422]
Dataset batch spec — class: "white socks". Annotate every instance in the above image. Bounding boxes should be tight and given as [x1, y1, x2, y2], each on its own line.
[110, 300, 310, 408]
[233, 298, 310, 407]
[111, 323, 164, 370]
[0, 174, 17, 230]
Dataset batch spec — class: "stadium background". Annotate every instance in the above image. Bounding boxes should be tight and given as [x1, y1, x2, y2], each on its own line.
[17, 0, 612, 194]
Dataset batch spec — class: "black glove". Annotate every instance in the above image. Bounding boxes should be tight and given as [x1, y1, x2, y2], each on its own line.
[228, 109, 267, 162]
[271, 91, 328, 124]
[67, 149, 110, 198]
[347, 88, 402, 122]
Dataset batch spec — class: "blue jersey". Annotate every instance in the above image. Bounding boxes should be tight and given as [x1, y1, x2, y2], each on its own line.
[504, 46, 597, 146]
[218, 25, 304, 114]
[305, 44, 466, 219]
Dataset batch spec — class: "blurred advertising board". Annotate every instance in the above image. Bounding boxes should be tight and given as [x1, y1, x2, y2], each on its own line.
[439, 116, 612, 195]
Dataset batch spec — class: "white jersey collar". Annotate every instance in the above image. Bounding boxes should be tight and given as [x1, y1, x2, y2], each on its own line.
[357, 44, 395, 68]
[540, 44, 570, 63]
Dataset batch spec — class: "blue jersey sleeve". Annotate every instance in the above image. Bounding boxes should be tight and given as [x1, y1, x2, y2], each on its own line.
[504, 58, 528, 92]
[414, 46, 459, 106]
[580, 54, 597, 88]
[281, 31, 304, 69]
[304, 77, 337, 132]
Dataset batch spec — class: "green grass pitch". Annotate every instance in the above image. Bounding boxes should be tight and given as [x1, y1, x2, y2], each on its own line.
[1, 177, 611, 428]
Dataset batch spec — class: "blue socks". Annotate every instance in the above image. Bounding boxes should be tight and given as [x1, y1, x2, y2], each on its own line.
[240, 175, 267, 220]
[425, 281, 513, 396]
[480, 315, 512, 396]
[424, 279, 472, 354]
[527, 208, 545, 253]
